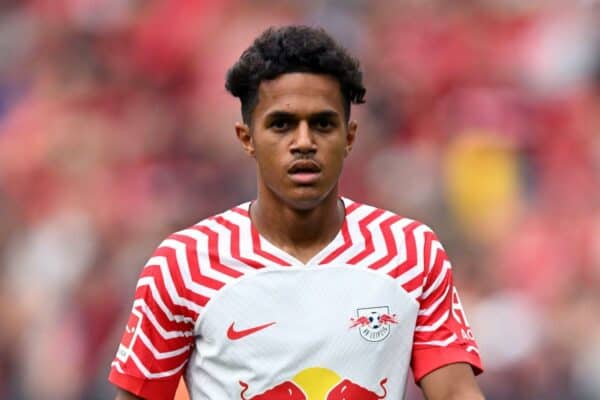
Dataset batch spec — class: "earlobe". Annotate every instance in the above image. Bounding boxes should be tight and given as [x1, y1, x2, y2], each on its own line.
[235, 122, 254, 157]
[345, 120, 358, 156]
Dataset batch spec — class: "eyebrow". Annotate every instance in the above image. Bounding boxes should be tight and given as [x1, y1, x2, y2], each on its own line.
[264, 110, 341, 121]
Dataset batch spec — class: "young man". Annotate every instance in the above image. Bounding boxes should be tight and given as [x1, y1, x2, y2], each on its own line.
[109, 26, 484, 400]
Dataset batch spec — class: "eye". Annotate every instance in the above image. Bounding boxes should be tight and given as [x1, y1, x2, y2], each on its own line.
[312, 118, 335, 132]
[269, 119, 290, 132]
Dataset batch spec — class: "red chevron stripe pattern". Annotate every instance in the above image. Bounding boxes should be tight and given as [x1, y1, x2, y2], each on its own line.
[109, 197, 480, 397]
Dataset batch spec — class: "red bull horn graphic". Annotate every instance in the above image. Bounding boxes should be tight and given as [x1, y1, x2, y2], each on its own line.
[239, 380, 306, 399]
[350, 306, 398, 342]
[239, 367, 388, 400]
[327, 378, 388, 400]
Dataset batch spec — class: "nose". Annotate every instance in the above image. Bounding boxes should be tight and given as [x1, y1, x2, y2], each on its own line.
[291, 121, 316, 155]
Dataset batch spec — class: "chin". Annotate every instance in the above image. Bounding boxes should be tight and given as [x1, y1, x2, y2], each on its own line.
[282, 187, 335, 211]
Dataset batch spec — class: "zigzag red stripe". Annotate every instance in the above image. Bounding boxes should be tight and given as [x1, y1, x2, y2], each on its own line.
[416, 288, 452, 332]
[415, 301, 454, 340]
[387, 220, 421, 278]
[134, 304, 193, 351]
[367, 215, 402, 270]
[130, 327, 191, 370]
[347, 208, 386, 265]
[250, 225, 291, 266]
[230, 205, 290, 265]
[344, 201, 360, 215]
[417, 263, 452, 313]
[400, 274, 423, 294]
[186, 228, 244, 278]
[420, 248, 450, 309]
[319, 221, 352, 264]
[424, 246, 448, 290]
[115, 357, 144, 378]
[138, 267, 200, 329]
[152, 246, 210, 307]
[423, 231, 434, 277]
[413, 326, 456, 344]
[114, 354, 145, 378]
[169, 233, 229, 288]
[212, 215, 264, 269]
[232, 207, 249, 217]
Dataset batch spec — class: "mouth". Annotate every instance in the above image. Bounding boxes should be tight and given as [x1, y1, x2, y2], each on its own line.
[287, 160, 322, 184]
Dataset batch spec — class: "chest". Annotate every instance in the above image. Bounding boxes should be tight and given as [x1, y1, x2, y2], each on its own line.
[188, 267, 419, 398]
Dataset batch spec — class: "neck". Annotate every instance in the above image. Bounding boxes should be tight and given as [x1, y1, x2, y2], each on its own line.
[250, 188, 344, 262]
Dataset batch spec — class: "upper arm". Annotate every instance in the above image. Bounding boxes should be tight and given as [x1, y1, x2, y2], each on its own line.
[411, 228, 483, 381]
[115, 388, 145, 400]
[108, 236, 198, 400]
[420, 363, 484, 400]
[114, 378, 190, 400]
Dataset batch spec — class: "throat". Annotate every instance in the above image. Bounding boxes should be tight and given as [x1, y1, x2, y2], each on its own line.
[249, 198, 345, 264]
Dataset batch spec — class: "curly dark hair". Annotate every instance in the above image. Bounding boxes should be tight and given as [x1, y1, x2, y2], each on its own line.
[225, 25, 366, 124]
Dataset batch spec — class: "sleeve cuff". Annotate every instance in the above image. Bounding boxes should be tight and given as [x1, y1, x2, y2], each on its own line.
[109, 368, 179, 400]
[412, 346, 484, 384]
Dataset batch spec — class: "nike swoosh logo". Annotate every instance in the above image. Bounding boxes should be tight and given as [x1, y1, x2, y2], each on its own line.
[227, 321, 276, 340]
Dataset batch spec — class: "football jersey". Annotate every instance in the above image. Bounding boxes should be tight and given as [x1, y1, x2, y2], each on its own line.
[109, 198, 483, 399]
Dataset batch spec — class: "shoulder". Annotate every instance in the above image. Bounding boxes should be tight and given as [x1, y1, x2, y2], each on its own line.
[342, 197, 443, 270]
[160, 201, 251, 245]
[340, 198, 447, 298]
[342, 197, 438, 239]
[140, 202, 253, 305]
[147, 201, 252, 269]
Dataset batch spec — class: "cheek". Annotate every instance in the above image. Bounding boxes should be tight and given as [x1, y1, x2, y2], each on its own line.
[254, 145, 284, 178]
[328, 147, 348, 170]
[254, 134, 287, 154]
[253, 138, 276, 160]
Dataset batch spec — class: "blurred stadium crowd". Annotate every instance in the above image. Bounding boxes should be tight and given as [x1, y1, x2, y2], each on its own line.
[0, 0, 599, 399]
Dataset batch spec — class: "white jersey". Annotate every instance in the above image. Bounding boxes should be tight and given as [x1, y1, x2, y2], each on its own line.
[109, 198, 483, 399]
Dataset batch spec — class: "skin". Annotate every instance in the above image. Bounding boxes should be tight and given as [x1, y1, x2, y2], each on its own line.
[235, 72, 357, 263]
[114, 389, 143, 400]
[421, 363, 485, 400]
[113, 72, 484, 400]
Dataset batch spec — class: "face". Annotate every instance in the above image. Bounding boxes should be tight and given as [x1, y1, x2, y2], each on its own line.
[236, 73, 357, 210]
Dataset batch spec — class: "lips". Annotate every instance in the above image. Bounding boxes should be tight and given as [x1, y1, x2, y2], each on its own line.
[288, 160, 321, 174]
[287, 160, 322, 184]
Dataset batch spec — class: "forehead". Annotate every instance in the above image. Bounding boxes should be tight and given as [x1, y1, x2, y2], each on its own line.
[253, 73, 344, 119]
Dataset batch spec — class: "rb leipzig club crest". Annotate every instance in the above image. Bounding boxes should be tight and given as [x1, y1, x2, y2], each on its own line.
[350, 306, 398, 342]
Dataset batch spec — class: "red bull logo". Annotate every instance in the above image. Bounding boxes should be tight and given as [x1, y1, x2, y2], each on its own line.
[239, 367, 387, 400]
[350, 306, 398, 342]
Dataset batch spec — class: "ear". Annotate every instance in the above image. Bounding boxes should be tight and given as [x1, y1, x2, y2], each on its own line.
[345, 120, 358, 157]
[235, 122, 254, 157]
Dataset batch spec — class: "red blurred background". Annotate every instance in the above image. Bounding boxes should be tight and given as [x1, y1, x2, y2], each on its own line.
[0, 1, 599, 399]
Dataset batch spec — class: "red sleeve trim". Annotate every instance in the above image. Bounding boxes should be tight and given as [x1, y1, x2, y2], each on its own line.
[411, 346, 484, 384]
[109, 368, 179, 400]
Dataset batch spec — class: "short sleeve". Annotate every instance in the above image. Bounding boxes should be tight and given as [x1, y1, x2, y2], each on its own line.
[109, 238, 200, 400]
[411, 229, 483, 383]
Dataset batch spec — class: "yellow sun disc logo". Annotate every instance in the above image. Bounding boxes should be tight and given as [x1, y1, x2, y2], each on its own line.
[292, 367, 341, 400]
